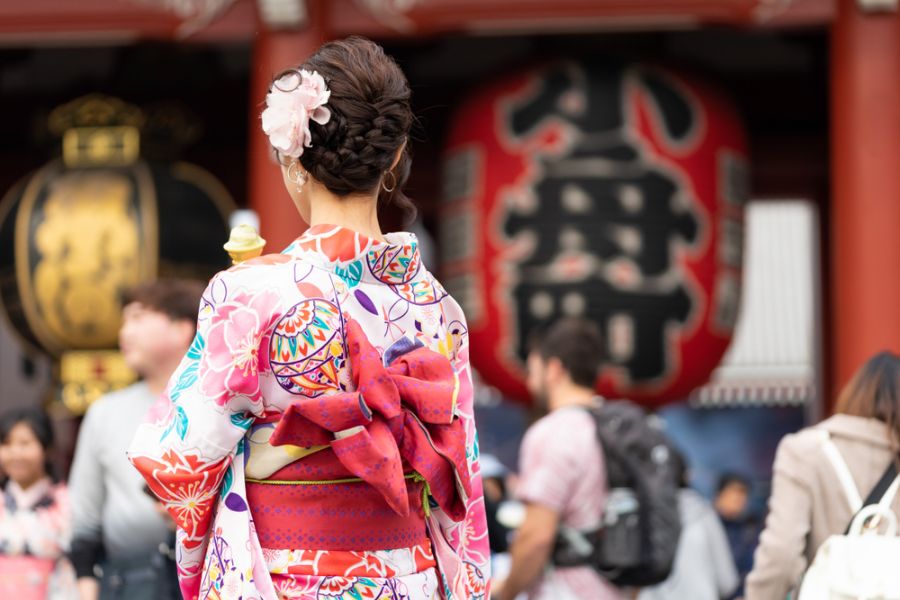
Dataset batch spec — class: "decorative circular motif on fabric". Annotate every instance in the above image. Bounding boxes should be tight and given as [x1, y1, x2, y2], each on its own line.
[366, 243, 421, 285]
[270, 299, 345, 397]
[390, 276, 449, 306]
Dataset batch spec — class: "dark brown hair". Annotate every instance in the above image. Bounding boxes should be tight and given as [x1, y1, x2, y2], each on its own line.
[531, 318, 606, 388]
[273, 36, 415, 220]
[122, 279, 206, 326]
[835, 351, 900, 455]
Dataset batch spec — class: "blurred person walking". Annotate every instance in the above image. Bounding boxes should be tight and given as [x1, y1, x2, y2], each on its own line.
[68, 279, 203, 600]
[493, 318, 622, 600]
[746, 351, 900, 599]
[0, 407, 76, 599]
[714, 472, 760, 598]
[638, 451, 738, 600]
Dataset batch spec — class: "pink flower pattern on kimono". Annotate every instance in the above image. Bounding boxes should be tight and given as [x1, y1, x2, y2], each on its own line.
[200, 289, 281, 406]
[445, 495, 490, 569]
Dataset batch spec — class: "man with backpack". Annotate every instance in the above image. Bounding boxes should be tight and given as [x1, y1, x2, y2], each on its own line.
[493, 318, 681, 600]
[494, 318, 622, 600]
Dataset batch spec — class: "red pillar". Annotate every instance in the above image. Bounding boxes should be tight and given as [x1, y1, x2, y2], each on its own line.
[830, 0, 900, 400]
[247, 12, 327, 251]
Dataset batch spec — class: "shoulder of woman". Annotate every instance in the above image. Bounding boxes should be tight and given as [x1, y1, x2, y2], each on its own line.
[216, 253, 296, 283]
[438, 288, 466, 320]
[819, 413, 892, 446]
[781, 427, 819, 451]
[203, 253, 303, 304]
[773, 426, 831, 473]
[782, 426, 820, 447]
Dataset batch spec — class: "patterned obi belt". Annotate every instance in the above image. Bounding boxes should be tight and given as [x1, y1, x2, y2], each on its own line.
[246, 443, 430, 551]
[245, 319, 472, 550]
[246, 319, 472, 553]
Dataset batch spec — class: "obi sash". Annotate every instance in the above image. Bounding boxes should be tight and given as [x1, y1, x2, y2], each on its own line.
[248, 318, 472, 551]
[0, 556, 54, 600]
[246, 448, 430, 551]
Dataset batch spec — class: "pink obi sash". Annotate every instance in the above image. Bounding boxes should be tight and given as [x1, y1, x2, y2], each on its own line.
[0, 556, 54, 600]
[249, 318, 471, 551]
[266, 319, 472, 520]
[246, 448, 430, 551]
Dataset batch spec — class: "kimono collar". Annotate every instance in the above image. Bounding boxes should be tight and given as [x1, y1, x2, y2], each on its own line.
[283, 224, 424, 286]
[6, 477, 53, 511]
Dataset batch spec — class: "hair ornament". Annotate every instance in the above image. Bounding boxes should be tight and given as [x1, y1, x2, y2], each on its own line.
[261, 69, 331, 159]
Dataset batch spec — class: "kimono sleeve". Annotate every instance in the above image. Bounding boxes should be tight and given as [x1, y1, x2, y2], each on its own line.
[127, 269, 281, 590]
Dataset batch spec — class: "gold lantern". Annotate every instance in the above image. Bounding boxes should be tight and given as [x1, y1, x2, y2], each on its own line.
[0, 94, 235, 414]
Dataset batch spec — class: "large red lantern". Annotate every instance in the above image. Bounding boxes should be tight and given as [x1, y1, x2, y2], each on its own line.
[440, 61, 748, 407]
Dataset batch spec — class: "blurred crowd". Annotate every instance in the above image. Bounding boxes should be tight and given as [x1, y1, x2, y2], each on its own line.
[1, 278, 898, 600]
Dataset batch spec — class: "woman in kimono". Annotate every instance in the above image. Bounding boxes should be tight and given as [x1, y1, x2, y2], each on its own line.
[0, 407, 76, 599]
[129, 36, 489, 600]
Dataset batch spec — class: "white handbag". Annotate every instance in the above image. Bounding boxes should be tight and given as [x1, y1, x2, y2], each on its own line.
[797, 432, 900, 600]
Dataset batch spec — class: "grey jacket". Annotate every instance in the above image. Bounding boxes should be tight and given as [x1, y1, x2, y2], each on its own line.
[69, 383, 171, 566]
[745, 414, 900, 600]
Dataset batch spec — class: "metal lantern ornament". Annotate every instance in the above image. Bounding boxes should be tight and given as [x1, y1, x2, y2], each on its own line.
[441, 61, 748, 407]
[0, 94, 235, 413]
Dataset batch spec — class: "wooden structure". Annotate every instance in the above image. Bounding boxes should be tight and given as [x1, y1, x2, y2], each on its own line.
[1, 0, 898, 409]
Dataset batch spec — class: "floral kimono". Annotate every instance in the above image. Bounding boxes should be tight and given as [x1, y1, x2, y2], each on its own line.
[0, 478, 76, 599]
[128, 225, 490, 600]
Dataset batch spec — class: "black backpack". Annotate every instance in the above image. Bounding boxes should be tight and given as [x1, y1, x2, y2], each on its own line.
[551, 401, 681, 587]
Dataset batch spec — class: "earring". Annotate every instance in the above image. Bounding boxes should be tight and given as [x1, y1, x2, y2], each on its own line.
[381, 170, 396, 193]
[287, 161, 307, 191]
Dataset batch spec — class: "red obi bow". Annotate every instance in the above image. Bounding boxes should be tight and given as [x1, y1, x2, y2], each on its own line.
[269, 318, 472, 520]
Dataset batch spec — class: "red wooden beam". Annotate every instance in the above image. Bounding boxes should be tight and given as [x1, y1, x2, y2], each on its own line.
[328, 0, 834, 38]
[0, 0, 259, 43]
[0, 0, 834, 46]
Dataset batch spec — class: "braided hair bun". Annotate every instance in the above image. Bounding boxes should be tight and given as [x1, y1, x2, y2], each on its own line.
[271, 36, 415, 219]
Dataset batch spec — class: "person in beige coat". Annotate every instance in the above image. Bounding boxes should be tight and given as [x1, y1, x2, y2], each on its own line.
[746, 351, 900, 600]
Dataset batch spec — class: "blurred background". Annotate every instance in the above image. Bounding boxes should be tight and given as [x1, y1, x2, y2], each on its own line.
[0, 0, 897, 542]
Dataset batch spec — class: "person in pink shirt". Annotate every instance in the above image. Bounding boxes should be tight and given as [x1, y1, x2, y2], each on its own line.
[495, 318, 622, 600]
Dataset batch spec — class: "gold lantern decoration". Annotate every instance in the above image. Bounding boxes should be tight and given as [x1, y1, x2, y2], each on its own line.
[0, 94, 235, 414]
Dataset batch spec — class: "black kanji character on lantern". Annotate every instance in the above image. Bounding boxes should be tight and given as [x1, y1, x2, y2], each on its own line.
[512, 279, 692, 381]
[503, 61, 701, 384]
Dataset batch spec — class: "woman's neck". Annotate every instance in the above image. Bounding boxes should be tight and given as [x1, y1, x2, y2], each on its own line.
[306, 183, 385, 242]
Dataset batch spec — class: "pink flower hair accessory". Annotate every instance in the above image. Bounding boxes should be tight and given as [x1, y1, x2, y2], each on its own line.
[261, 69, 331, 159]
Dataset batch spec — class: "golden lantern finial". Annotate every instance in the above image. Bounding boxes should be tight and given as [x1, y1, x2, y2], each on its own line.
[223, 223, 266, 264]
[49, 94, 145, 167]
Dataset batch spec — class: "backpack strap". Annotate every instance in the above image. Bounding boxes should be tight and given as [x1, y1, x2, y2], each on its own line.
[865, 461, 899, 509]
[843, 461, 900, 535]
[819, 430, 863, 513]
[576, 402, 608, 453]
